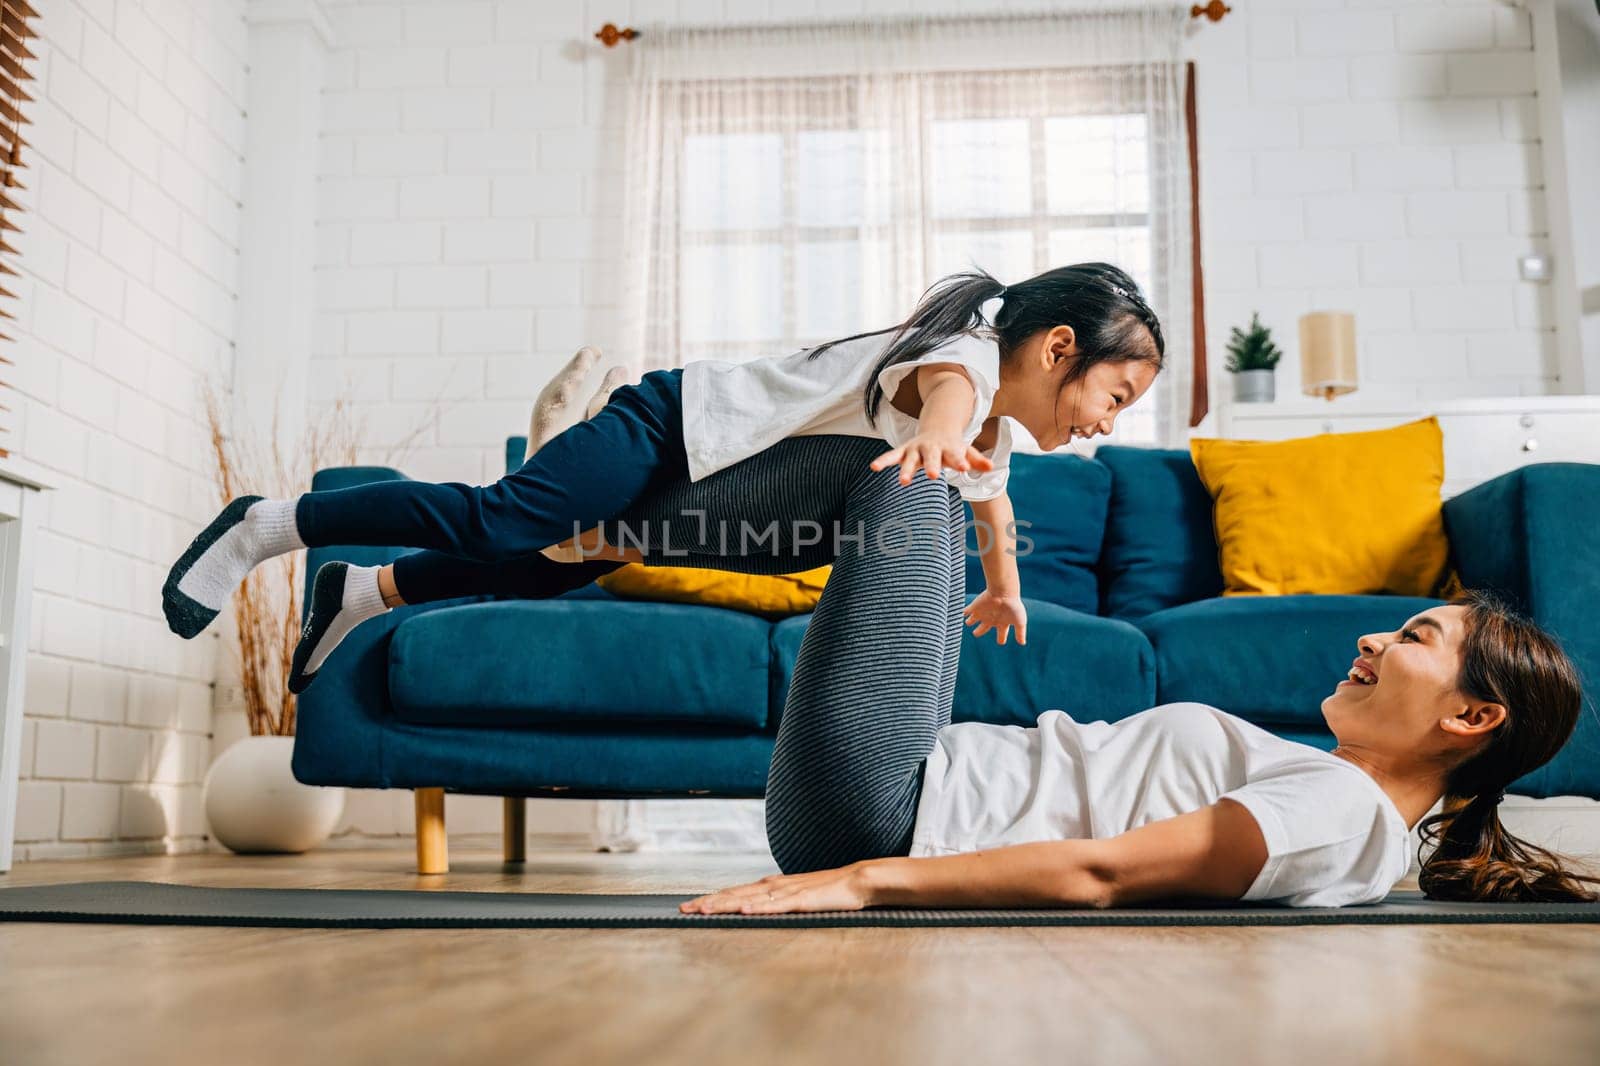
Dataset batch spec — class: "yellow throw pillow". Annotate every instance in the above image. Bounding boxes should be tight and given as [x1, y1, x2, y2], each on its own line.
[597, 564, 831, 617]
[1189, 416, 1451, 598]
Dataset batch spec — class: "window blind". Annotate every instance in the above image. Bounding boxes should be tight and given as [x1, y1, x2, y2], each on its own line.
[0, 0, 38, 459]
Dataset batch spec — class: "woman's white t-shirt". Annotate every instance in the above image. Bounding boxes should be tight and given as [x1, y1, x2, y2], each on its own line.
[680, 329, 1013, 502]
[909, 702, 1414, 907]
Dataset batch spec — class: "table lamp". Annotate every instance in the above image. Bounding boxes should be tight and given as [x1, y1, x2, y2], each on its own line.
[1299, 311, 1358, 401]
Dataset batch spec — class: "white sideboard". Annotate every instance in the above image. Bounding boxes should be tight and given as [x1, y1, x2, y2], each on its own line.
[0, 456, 54, 873]
[1217, 395, 1600, 498]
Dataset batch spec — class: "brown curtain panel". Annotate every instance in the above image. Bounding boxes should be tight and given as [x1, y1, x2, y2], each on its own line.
[1185, 61, 1207, 429]
[0, 0, 39, 459]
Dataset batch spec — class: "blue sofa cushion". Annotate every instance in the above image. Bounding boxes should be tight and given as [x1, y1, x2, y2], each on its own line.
[377, 726, 778, 795]
[954, 599, 1157, 724]
[1442, 463, 1600, 797]
[1139, 594, 1444, 730]
[1095, 446, 1224, 619]
[387, 599, 773, 730]
[964, 452, 1110, 614]
[770, 598, 1156, 731]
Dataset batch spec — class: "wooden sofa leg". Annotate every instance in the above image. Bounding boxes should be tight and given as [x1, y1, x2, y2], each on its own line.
[504, 796, 527, 864]
[415, 788, 448, 874]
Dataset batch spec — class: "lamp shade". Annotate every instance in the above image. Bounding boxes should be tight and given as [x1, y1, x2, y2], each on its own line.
[1299, 311, 1358, 400]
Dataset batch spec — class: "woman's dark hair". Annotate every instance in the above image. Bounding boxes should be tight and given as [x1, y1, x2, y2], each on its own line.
[1416, 589, 1600, 902]
[806, 263, 1165, 428]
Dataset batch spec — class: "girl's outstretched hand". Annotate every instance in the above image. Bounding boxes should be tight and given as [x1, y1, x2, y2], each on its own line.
[964, 589, 1028, 646]
[678, 862, 875, 915]
[871, 434, 995, 487]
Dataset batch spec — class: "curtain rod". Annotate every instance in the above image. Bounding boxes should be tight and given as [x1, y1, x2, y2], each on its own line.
[595, 3, 1232, 47]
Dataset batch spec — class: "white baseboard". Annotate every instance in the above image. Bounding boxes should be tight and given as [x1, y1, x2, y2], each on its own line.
[592, 799, 768, 852]
[1497, 795, 1600, 859]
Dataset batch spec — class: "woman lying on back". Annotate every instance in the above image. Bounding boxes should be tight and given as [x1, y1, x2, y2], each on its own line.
[682, 575, 1599, 912]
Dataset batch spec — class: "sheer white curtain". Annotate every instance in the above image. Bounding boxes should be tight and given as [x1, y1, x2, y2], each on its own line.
[618, 4, 1193, 447]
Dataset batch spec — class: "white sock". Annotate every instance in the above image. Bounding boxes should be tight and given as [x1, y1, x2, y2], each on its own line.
[174, 497, 307, 613]
[291, 563, 390, 691]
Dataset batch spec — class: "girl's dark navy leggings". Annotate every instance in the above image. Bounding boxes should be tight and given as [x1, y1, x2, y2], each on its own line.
[295, 368, 688, 604]
[293, 371, 961, 874]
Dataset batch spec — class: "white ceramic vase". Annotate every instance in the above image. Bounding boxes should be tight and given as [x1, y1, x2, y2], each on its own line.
[203, 735, 345, 854]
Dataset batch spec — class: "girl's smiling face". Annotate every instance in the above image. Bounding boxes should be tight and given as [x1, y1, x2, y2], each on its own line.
[994, 324, 1160, 450]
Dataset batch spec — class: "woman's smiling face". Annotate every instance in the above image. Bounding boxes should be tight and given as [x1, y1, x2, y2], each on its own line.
[1322, 605, 1505, 760]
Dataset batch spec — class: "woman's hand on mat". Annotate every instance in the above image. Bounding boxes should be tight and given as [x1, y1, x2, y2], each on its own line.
[679, 862, 875, 915]
[871, 433, 994, 487]
[963, 588, 1027, 645]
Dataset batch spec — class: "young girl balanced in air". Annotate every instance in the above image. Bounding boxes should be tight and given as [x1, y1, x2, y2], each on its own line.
[162, 262, 1164, 692]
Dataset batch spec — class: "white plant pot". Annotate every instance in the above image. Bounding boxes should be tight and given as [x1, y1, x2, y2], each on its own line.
[1232, 369, 1276, 403]
[203, 735, 345, 854]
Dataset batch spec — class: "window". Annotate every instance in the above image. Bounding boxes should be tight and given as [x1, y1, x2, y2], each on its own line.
[677, 124, 902, 355]
[673, 72, 1171, 444]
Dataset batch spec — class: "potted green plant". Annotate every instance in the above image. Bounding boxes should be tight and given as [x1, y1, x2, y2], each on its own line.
[1225, 312, 1282, 403]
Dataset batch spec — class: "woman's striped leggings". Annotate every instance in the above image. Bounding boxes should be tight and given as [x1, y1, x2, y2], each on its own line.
[328, 433, 966, 874]
[618, 435, 966, 874]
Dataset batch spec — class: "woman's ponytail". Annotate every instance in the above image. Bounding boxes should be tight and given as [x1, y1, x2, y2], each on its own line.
[1415, 591, 1600, 903]
[1417, 787, 1598, 903]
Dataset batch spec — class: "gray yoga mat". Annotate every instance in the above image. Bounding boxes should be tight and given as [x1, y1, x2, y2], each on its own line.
[3, 880, 1599, 927]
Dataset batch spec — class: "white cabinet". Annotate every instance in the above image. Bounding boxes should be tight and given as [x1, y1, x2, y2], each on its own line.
[1217, 397, 1600, 498]
[0, 457, 54, 873]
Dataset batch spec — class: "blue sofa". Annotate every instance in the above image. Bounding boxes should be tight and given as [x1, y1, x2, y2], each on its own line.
[290, 437, 1600, 872]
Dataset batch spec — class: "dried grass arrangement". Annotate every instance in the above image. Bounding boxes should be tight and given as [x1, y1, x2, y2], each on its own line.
[199, 379, 436, 737]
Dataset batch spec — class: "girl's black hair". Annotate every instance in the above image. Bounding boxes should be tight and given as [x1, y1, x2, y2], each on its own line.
[806, 263, 1166, 426]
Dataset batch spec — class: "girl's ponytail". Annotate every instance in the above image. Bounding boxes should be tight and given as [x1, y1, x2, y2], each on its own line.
[806, 271, 1005, 425]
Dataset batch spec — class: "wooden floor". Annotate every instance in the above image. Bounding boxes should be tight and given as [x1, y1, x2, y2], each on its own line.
[2, 848, 1599, 1066]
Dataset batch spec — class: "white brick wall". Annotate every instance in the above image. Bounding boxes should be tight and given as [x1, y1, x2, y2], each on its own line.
[315, 0, 626, 484]
[311, 0, 1560, 489]
[10, 0, 247, 862]
[1195, 0, 1557, 403]
[7, 0, 1565, 861]
[299, 0, 1564, 850]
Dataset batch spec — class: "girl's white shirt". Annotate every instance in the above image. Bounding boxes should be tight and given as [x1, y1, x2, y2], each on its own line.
[680, 327, 1013, 502]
